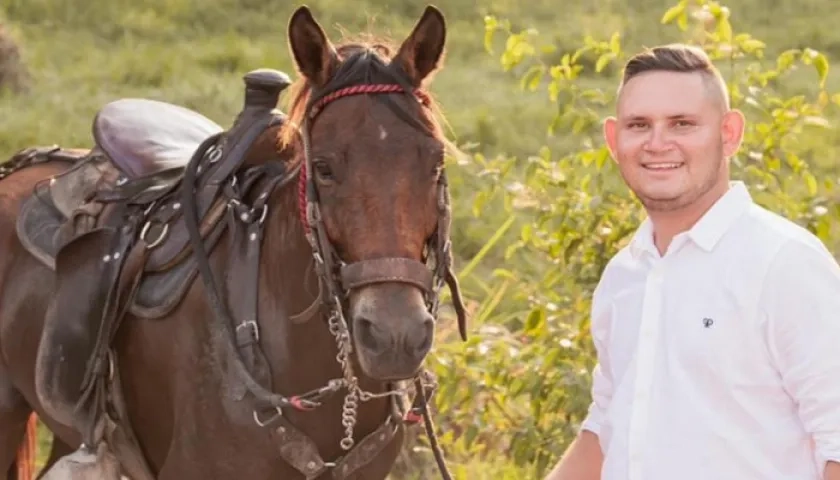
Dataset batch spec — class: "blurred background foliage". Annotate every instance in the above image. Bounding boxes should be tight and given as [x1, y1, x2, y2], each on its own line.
[2, 0, 839, 477]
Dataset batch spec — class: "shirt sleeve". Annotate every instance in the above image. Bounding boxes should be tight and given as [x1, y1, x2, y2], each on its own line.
[580, 271, 615, 437]
[761, 237, 840, 473]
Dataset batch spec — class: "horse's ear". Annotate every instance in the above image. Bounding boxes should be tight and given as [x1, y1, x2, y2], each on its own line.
[287, 6, 337, 87]
[393, 6, 446, 87]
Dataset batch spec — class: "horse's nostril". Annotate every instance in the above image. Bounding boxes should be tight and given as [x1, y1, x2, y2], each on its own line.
[408, 315, 435, 357]
[356, 316, 382, 352]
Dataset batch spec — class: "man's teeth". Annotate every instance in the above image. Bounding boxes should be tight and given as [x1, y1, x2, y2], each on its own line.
[645, 163, 681, 170]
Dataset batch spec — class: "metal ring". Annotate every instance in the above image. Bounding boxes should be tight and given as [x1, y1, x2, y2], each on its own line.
[256, 205, 268, 224]
[207, 147, 223, 163]
[141, 221, 169, 249]
[253, 407, 283, 427]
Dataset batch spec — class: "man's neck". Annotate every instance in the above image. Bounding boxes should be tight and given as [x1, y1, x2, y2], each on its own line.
[649, 181, 729, 255]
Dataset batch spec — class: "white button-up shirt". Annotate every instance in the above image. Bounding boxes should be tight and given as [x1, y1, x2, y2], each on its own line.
[581, 182, 840, 479]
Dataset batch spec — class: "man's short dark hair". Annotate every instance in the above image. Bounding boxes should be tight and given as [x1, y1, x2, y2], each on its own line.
[618, 43, 729, 109]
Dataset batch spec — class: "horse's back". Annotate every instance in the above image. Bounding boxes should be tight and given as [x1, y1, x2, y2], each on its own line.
[0, 160, 69, 295]
[0, 160, 72, 231]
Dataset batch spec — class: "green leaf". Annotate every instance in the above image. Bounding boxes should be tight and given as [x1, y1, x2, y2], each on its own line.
[741, 38, 766, 53]
[483, 16, 498, 53]
[660, 3, 685, 24]
[804, 172, 818, 196]
[716, 17, 733, 42]
[580, 173, 592, 192]
[520, 64, 545, 91]
[525, 307, 546, 335]
[483, 15, 497, 30]
[777, 49, 801, 72]
[813, 53, 829, 88]
[595, 52, 614, 73]
[521, 223, 533, 243]
[548, 80, 561, 103]
[595, 148, 611, 170]
[677, 10, 689, 31]
[484, 29, 496, 54]
[609, 32, 621, 54]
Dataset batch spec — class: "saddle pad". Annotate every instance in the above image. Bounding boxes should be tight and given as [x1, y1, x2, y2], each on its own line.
[16, 192, 66, 269]
[15, 188, 206, 320]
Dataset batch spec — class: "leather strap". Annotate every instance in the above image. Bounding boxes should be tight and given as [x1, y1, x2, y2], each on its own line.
[332, 417, 403, 479]
[228, 186, 273, 401]
[264, 395, 406, 479]
[270, 416, 332, 479]
[340, 257, 433, 293]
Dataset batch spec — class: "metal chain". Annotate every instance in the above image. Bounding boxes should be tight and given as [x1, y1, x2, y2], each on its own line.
[327, 302, 361, 450]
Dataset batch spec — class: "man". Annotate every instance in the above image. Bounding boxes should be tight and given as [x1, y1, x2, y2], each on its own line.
[545, 43, 840, 479]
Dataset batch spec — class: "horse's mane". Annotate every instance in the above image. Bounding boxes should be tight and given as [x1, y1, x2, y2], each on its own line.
[276, 38, 455, 155]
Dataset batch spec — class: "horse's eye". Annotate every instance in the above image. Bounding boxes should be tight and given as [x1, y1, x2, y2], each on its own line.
[313, 161, 334, 181]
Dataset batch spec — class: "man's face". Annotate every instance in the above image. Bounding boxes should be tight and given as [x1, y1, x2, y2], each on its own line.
[603, 70, 743, 212]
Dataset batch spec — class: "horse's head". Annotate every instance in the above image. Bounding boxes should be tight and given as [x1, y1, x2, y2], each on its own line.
[281, 5, 454, 381]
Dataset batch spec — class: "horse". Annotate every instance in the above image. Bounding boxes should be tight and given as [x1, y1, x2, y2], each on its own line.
[0, 4, 467, 479]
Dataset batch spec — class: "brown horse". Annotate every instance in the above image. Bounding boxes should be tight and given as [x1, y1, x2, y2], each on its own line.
[0, 5, 466, 479]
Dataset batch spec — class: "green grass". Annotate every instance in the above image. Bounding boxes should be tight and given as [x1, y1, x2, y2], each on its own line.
[4, 0, 839, 159]
[5, 0, 840, 477]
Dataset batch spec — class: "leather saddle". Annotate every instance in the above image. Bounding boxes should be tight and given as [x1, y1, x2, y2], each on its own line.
[18, 69, 292, 451]
[17, 98, 226, 318]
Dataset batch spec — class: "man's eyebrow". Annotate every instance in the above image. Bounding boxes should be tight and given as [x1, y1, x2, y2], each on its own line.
[619, 113, 698, 122]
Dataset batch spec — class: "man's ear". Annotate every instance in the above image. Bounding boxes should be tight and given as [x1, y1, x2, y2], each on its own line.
[721, 109, 745, 158]
[603, 116, 619, 162]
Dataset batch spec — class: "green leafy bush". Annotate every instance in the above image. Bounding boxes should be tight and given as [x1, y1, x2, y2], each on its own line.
[425, 0, 840, 477]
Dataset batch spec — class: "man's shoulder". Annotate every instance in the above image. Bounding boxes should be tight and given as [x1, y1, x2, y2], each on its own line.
[738, 202, 838, 279]
[742, 203, 830, 257]
[593, 244, 642, 299]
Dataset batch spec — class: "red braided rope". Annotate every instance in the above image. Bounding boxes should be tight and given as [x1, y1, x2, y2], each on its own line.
[298, 160, 308, 232]
[309, 84, 430, 119]
[298, 84, 430, 233]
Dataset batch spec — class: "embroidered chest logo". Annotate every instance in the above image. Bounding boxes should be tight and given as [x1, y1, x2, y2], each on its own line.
[702, 317, 714, 328]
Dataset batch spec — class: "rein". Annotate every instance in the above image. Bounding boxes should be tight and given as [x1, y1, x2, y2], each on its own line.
[181, 80, 464, 479]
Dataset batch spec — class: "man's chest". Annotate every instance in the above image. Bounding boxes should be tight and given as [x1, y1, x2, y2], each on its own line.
[603, 263, 779, 394]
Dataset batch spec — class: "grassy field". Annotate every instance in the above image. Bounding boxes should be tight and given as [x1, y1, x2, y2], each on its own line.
[4, 0, 840, 478]
[4, 0, 840, 159]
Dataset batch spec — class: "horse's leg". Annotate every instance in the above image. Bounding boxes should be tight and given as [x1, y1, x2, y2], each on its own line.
[0, 369, 33, 480]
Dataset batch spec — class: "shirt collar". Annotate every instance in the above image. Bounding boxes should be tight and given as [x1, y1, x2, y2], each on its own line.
[629, 181, 753, 258]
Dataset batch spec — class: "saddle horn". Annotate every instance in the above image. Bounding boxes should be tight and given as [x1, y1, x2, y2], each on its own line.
[242, 69, 292, 110]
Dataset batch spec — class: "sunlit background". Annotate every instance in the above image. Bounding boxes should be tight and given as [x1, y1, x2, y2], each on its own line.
[2, 0, 839, 478]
